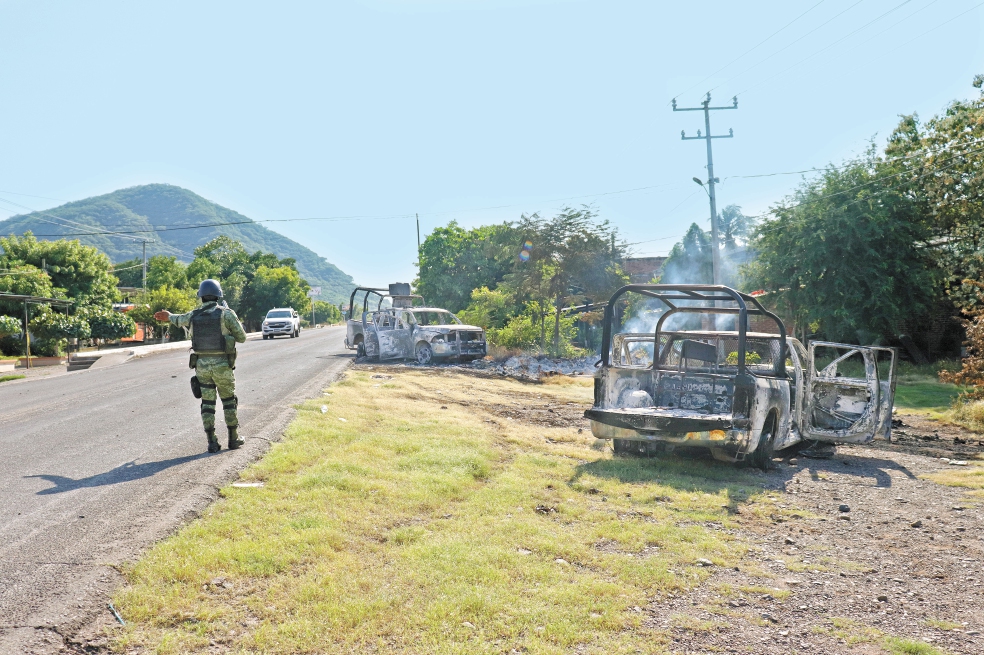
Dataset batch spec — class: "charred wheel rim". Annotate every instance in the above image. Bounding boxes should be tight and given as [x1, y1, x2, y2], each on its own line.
[416, 343, 433, 364]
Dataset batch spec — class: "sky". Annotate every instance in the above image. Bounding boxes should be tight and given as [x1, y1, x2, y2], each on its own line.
[1, 0, 982, 287]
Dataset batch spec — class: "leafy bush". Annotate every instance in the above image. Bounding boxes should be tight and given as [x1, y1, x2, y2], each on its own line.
[0, 315, 21, 337]
[86, 307, 136, 341]
[29, 309, 91, 341]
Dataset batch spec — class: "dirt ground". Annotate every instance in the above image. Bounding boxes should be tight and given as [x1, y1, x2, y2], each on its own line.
[358, 363, 984, 654]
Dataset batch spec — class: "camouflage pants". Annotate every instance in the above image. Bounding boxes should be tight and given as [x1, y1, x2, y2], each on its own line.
[195, 356, 238, 431]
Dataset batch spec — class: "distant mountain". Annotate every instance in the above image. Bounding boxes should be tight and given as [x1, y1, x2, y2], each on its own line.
[0, 184, 355, 304]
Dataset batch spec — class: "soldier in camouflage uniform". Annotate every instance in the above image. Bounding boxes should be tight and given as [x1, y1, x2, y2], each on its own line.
[155, 279, 247, 453]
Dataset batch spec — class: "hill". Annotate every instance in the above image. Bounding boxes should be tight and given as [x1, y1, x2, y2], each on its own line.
[0, 184, 355, 304]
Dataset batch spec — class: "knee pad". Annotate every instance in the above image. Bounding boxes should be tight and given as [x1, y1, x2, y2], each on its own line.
[221, 395, 238, 410]
[201, 400, 216, 415]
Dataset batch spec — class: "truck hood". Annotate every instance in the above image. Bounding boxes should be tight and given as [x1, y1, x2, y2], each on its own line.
[425, 324, 484, 332]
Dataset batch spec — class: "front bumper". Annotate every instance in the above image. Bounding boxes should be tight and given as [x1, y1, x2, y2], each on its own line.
[263, 324, 294, 335]
[431, 340, 487, 358]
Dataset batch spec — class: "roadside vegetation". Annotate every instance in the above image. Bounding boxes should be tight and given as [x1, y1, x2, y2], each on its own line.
[0, 373, 25, 383]
[112, 370, 793, 654]
[118, 235, 339, 334]
[0, 234, 135, 357]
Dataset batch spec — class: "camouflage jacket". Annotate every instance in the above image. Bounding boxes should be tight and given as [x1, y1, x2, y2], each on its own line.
[169, 301, 247, 354]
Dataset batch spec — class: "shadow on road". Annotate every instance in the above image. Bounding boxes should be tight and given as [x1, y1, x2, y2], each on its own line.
[26, 453, 210, 495]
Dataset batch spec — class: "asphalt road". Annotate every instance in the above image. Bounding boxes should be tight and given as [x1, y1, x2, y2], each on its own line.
[0, 326, 351, 654]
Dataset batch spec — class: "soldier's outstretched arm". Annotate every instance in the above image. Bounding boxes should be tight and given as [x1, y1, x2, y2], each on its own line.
[155, 309, 195, 328]
[225, 309, 248, 343]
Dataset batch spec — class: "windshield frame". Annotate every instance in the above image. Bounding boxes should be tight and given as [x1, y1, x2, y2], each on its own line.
[409, 310, 461, 326]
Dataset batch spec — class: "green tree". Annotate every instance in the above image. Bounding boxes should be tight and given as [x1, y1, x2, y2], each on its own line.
[415, 221, 521, 312]
[882, 76, 984, 313]
[0, 314, 21, 337]
[506, 207, 626, 355]
[744, 153, 937, 344]
[28, 309, 90, 340]
[457, 287, 514, 330]
[112, 257, 144, 288]
[146, 255, 188, 290]
[312, 300, 342, 325]
[661, 205, 753, 285]
[85, 307, 137, 342]
[243, 265, 310, 329]
[0, 233, 119, 307]
[129, 286, 197, 340]
[662, 223, 713, 284]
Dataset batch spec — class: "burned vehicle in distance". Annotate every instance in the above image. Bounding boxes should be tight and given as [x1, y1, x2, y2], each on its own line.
[586, 284, 898, 468]
[344, 283, 486, 364]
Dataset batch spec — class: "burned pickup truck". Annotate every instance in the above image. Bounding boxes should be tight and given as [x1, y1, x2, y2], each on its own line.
[586, 284, 898, 468]
[344, 283, 487, 364]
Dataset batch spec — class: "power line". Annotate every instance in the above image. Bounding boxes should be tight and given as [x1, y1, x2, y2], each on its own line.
[668, 0, 827, 104]
[707, 0, 866, 96]
[860, 0, 984, 68]
[734, 0, 918, 98]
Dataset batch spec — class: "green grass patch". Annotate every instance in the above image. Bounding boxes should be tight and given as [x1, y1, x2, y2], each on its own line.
[815, 618, 948, 654]
[894, 380, 964, 415]
[922, 618, 963, 631]
[883, 636, 946, 655]
[0, 374, 25, 383]
[111, 369, 782, 654]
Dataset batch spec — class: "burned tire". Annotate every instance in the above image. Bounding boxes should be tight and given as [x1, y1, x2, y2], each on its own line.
[356, 342, 366, 358]
[749, 416, 777, 471]
[415, 342, 433, 365]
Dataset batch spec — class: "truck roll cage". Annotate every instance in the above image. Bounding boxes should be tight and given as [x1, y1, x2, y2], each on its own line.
[346, 285, 426, 322]
[598, 284, 787, 377]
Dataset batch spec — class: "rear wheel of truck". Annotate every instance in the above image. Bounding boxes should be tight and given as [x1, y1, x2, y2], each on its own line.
[749, 416, 777, 471]
[416, 343, 433, 365]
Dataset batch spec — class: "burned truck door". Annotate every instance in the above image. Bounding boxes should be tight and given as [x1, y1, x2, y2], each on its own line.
[373, 312, 413, 361]
[803, 342, 895, 444]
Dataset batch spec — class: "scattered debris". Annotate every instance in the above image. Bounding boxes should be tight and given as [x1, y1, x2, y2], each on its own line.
[108, 602, 125, 626]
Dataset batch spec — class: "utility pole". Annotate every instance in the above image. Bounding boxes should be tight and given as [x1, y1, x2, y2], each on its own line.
[673, 92, 737, 285]
[141, 240, 148, 291]
[416, 213, 421, 251]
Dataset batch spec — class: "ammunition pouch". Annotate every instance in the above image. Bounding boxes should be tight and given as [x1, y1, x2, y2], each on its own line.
[189, 353, 199, 369]
[191, 375, 202, 399]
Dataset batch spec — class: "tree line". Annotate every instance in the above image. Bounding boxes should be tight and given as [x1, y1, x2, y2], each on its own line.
[415, 207, 626, 356]
[114, 235, 342, 334]
[0, 234, 135, 356]
[0, 233, 338, 357]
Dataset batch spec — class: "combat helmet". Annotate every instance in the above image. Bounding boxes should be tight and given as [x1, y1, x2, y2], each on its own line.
[197, 279, 224, 300]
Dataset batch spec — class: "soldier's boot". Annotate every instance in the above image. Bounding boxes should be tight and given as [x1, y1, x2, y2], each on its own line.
[205, 428, 221, 453]
[227, 426, 244, 450]
[222, 395, 243, 449]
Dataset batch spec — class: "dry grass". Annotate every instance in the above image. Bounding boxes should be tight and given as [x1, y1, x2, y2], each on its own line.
[921, 460, 984, 503]
[111, 369, 787, 654]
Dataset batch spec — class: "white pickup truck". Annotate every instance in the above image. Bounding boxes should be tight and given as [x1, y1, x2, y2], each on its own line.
[586, 284, 898, 468]
[261, 307, 300, 339]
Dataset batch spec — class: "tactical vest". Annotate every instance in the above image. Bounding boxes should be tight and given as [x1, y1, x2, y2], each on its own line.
[191, 305, 225, 353]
